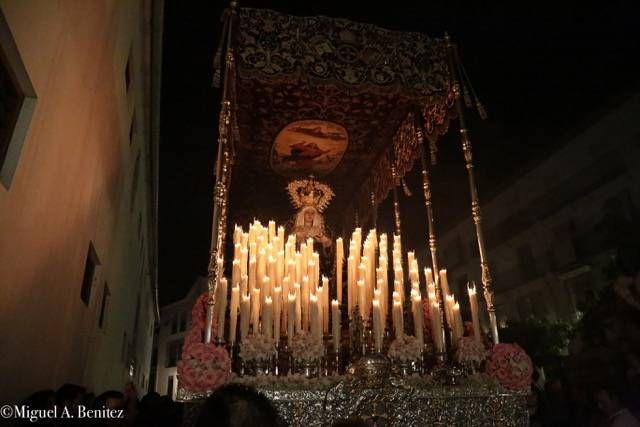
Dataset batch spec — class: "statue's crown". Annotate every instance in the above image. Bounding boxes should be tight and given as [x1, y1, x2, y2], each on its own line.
[287, 176, 334, 213]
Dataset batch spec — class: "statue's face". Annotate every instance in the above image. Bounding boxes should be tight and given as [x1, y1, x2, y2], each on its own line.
[304, 210, 314, 225]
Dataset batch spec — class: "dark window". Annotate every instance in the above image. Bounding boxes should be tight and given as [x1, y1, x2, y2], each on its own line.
[80, 243, 100, 305]
[125, 54, 132, 92]
[167, 339, 183, 367]
[0, 9, 37, 189]
[99, 283, 110, 329]
[129, 114, 135, 145]
[171, 317, 178, 335]
[130, 151, 140, 211]
[517, 243, 538, 281]
[167, 376, 174, 397]
[179, 312, 187, 332]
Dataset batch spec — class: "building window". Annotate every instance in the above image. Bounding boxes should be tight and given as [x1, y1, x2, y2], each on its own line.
[167, 376, 174, 397]
[171, 317, 178, 335]
[0, 9, 37, 189]
[167, 339, 183, 367]
[180, 312, 187, 332]
[130, 151, 140, 211]
[129, 113, 135, 146]
[517, 243, 538, 281]
[80, 243, 100, 305]
[99, 283, 110, 329]
[125, 53, 132, 93]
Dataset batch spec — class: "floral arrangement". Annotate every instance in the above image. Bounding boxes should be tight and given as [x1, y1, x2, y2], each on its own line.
[177, 292, 229, 392]
[239, 334, 276, 362]
[485, 343, 533, 391]
[290, 331, 324, 361]
[388, 334, 423, 362]
[177, 342, 230, 392]
[455, 337, 488, 364]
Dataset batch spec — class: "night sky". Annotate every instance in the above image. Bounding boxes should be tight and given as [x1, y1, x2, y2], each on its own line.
[159, 0, 640, 305]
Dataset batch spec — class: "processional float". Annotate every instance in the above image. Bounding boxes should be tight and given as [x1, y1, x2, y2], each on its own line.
[177, 3, 532, 425]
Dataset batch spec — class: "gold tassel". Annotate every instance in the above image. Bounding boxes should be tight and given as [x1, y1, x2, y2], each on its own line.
[401, 178, 413, 197]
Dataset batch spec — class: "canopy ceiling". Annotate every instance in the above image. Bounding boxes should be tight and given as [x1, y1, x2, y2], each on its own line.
[225, 7, 455, 231]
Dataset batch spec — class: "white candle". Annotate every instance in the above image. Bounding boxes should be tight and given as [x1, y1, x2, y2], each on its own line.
[322, 276, 329, 333]
[302, 275, 310, 331]
[262, 276, 272, 312]
[310, 294, 321, 340]
[287, 292, 296, 347]
[372, 299, 382, 352]
[347, 256, 355, 317]
[336, 238, 344, 303]
[257, 248, 266, 288]
[263, 296, 273, 338]
[232, 259, 241, 288]
[273, 286, 282, 341]
[452, 301, 464, 346]
[249, 257, 257, 291]
[240, 293, 250, 340]
[229, 285, 239, 343]
[234, 243, 241, 263]
[294, 252, 302, 285]
[412, 293, 424, 347]
[357, 279, 366, 320]
[216, 278, 228, 341]
[468, 283, 482, 344]
[430, 302, 443, 353]
[392, 298, 404, 338]
[439, 269, 451, 299]
[268, 220, 276, 243]
[282, 277, 290, 331]
[251, 287, 261, 334]
[277, 226, 285, 250]
[240, 248, 248, 280]
[331, 299, 340, 351]
[240, 274, 248, 303]
[276, 250, 284, 288]
[294, 282, 302, 333]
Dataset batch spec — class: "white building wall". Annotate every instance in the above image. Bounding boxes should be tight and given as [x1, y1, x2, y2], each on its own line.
[432, 93, 640, 329]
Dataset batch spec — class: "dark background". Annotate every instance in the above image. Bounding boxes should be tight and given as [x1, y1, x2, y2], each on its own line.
[159, 0, 640, 304]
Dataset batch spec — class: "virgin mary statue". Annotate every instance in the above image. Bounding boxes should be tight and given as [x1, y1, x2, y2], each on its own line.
[286, 177, 334, 254]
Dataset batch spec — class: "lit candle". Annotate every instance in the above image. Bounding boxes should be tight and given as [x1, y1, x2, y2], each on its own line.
[282, 277, 290, 331]
[431, 302, 443, 353]
[263, 296, 273, 338]
[240, 275, 248, 304]
[229, 285, 239, 343]
[302, 275, 310, 331]
[372, 299, 382, 352]
[234, 243, 241, 263]
[424, 268, 434, 288]
[216, 278, 228, 341]
[452, 301, 464, 346]
[262, 276, 271, 313]
[257, 248, 266, 289]
[331, 299, 341, 351]
[336, 238, 344, 303]
[273, 286, 282, 341]
[276, 250, 284, 288]
[277, 226, 285, 250]
[439, 269, 451, 299]
[322, 276, 329, 333]
[392, 297, 404, 338]
[294, 252, 302, 285]
[267, 257, 276, 299]
[347, 256, 355, 317]
[357, 280, 369, 320]
[468, 282, 482, 344]
[412, 292, 424, 347]
[287, 292, 296, 347]
[251, 287, 261, 334]
[240, 248, 248, 279]
[268, 220, 276, 244]
[310, 294, 320, 340]
[249, 257, 257, 291]
[294, 282, 302, 333]
[232, 259, 241, 288]
[240, 292, 250, 340]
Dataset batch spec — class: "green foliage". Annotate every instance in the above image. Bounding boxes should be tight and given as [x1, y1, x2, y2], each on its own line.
[499, 316, 574, 363]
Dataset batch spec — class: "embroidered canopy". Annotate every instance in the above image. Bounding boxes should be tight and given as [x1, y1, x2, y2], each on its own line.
[225, 7, 456, 230]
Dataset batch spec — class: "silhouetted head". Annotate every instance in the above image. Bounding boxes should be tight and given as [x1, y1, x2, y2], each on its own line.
[196, 383, 281, 427]
[55, 384, 86, 408]
[23, 389, 55, 410]
[95, 390, 125, 410]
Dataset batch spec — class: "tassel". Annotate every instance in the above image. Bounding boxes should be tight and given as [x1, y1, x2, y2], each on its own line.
[454, 44, 488, 120]
[401, 178, 413, 197]
[476, 100, 488, 120]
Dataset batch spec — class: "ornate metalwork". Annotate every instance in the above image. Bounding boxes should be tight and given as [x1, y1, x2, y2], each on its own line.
[179, 376, 529, 427]
[391, 165, 402, 237]
[445, 34, 499, 344]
